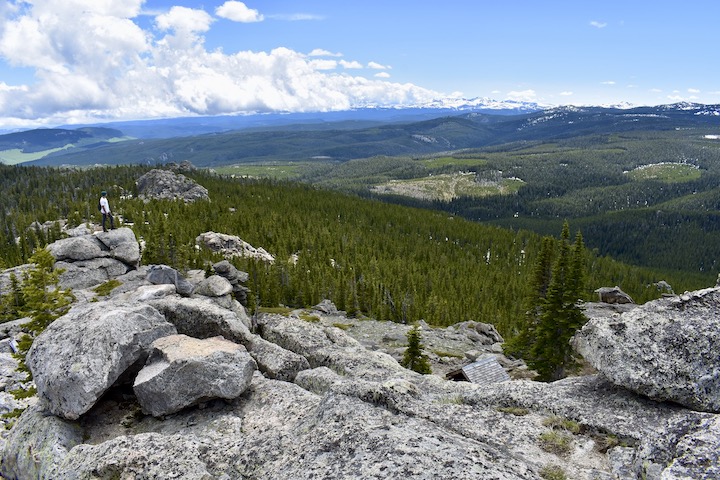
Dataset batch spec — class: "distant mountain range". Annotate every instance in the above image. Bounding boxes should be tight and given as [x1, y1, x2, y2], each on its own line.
[56, 97, 548, 139]
[2, 102, 719, 167]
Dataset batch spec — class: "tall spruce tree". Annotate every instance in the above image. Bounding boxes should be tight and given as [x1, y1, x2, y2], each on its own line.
[401, 325, 432, 374]
[504, 236, 555, 360]
[505, 222, 588, 381]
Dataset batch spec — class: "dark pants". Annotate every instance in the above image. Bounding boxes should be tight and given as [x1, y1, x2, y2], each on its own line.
[102, 213, 115, 231]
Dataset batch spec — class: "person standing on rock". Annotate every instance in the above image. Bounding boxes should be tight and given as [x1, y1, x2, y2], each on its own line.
[99, 191, 115, 232]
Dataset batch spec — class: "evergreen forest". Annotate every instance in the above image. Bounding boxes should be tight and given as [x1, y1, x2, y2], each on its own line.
[298, 130, 720, 277]
[0, 164, 710, 340]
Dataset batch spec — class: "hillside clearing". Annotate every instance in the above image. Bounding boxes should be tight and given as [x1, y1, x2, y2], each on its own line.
[626, 162, 701, 183]
[370, 172, 524, 201]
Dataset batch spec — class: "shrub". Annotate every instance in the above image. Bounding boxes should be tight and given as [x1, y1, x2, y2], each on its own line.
[538, 430, 573, 456]
[92, 279, 122, 297]
[539, 464, 567, 480]
[543, 415, 581, 434]
[497, 406, 530, 416]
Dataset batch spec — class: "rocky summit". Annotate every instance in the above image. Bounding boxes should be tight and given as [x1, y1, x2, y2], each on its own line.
[0, 230, 719, 479]
[136, 168, 209, 203]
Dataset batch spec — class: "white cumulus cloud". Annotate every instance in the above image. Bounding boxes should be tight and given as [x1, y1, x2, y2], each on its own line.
[309, 59, 337, 70]
[560, 91, 573, 96]
[590, 20, 607, 28]
[309, 49, 342, 57]
[0, 0, 441, 127]
[156, 6, 213, 33]
[339, 60, 363, 69]
[368, 61, 390, 70]
[374, 72, 391, 78]
[216, 1, 263, 23]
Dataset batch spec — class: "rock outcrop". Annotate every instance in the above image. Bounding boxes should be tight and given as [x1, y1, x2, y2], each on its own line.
[146, 264, 194, 296]
[48, 227, 140, 289]
[136, 168, 209, 203]
[196, 231, 275, 263]
[594, 285, 634, 304]
[212, 260, 250, 304]
[576, 287, 720, 413]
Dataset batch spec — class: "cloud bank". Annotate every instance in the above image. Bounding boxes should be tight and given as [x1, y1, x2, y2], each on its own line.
[0, 1, 440, 127]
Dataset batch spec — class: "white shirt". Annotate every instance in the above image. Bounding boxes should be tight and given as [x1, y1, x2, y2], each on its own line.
[100, 197, 111, 214]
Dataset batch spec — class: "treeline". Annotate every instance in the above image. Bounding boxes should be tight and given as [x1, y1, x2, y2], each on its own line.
[0, 164, 711, 339]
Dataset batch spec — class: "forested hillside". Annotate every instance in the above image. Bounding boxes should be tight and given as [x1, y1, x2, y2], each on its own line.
[299, 129, 720, 277]
[8, 104, 720, 278]
[0, 164, 709, 338]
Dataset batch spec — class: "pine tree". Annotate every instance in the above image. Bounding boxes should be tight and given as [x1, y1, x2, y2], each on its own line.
[401, 324, 432, 374]
[12, 249, 75, 382]
[504, 235, 555, 359]
[506, 222, 588, 382]
[0, 273, 25, 322]
[20, 249, 75, 335]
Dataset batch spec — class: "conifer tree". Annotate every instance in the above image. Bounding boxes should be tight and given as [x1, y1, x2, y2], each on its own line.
[0, 273, 25, 322]
[504, 236, 555, 359]
[506, 222, 588, 382]
[401, 324, 432, 374]
[13, 249, 75, 383]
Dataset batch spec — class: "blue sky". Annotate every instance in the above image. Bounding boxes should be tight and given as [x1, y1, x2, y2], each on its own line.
[0, 0, 719, 128]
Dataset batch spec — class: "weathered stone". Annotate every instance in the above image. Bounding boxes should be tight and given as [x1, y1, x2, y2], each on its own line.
[594, 285, 634, 304]
[212, 259, 249, 283]
[0, 350, 27, 392]
[474, 321, 504, 343]
[107, 240, 141, 266]
[0, 403, 83, 480]
[146, 264, 194, 296]
[193, 275, 233, 297]
[136, 169, 209, 203]
[257, 313, 408, 382]
[44, 228, 141, 290]
[55, 433, 216, 479]
[245, 334, 310, 381]
[126, 284, 177, 302]
[94, 227, 137, 250]
[47, 236, 105, 261]
[574, 287, 720, 412]
[661, 415, 720, 479]
[7, 275, 720, 480]
[64, 224, 93, 237]
[0, 317, 27, 339]
[134, 335, 256, 417]
[148, 296, 252, 344]
[0, 264, 31, 296]
[56, 257, 130, 289]
[313, 299, 338, 315]
[27, 303, 177, 419]
[196, 231, 275, 263]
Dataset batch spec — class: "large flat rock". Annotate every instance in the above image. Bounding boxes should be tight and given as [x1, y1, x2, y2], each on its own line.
[575, 288, 720, 413]
[134, 335, 256, 417]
